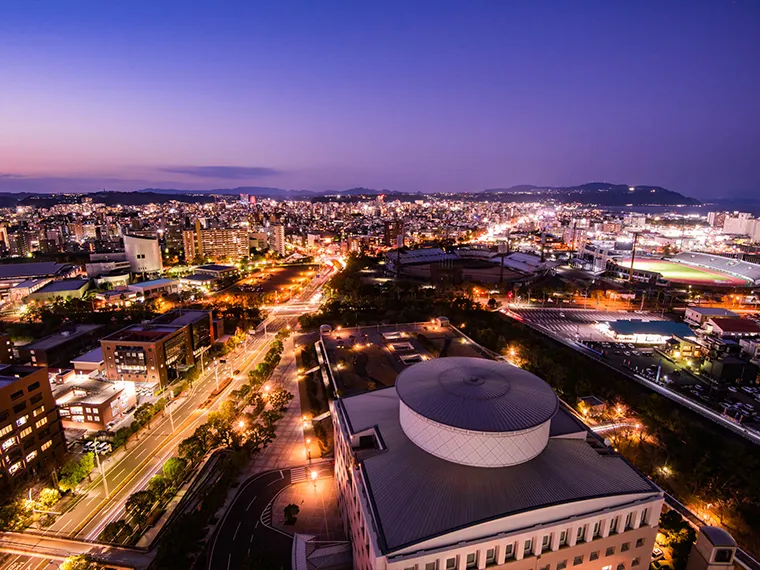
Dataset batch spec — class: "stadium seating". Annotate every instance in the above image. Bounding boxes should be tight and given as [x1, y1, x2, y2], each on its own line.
[670, 252, 760, 285]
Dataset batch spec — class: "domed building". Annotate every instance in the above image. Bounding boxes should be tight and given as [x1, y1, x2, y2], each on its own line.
[333, 357, 663, 570]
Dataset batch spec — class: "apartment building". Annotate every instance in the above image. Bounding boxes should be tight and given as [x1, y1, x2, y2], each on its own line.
[0, 365, 65, 489]
[333, 357, 663, 570]
[182, 220, 249, 262]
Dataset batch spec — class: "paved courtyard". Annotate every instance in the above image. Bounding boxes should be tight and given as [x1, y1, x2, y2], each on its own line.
[272, 475, 345, 541]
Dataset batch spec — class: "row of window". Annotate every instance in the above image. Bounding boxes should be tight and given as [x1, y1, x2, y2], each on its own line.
[9, 381, 41, 401]
[4, 439, 53, 474]
[409, 550, 644, 570]
[402, 519, 649, 570]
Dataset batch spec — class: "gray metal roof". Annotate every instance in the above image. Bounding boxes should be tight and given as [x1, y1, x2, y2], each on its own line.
[0, 262, 71, 280]
[395, 357, 559, 432]
[700, 526, 737, 547]
[339, 388, 660, 554]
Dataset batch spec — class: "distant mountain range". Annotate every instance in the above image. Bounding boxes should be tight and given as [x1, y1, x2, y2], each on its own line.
[0, 182, 702, 208]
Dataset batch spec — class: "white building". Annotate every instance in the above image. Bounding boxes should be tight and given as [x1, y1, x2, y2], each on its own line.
[268, 224, 286, 256]
[124, 234, 162, 274]
[334, 357, 663, 570]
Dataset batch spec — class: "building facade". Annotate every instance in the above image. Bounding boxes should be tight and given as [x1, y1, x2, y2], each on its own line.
[183, 222, 250, 262]
[17, 324, 104, 369]
[0, 365, 65, 489]
[124, 233, 163, 274]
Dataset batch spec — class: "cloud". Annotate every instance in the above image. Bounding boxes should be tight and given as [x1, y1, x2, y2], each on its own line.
[0, 173, 22, 178]
[158, 166, 280, 179]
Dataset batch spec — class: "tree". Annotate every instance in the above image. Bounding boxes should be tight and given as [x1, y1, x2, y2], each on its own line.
[125, 490, 155, 521]
[178, 435, 206, 463]
[283, 503, 300, 525]
[148, 475, 169, 497]
[133, 402, 155, 427]
[37, 488, 60, 509]
[60, 555, 102, 570]
[99, 519, 133, 544]
[162, 457, 188, 484]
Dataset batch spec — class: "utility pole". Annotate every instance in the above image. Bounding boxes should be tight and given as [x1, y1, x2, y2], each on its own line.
[628, 232, 639, 282]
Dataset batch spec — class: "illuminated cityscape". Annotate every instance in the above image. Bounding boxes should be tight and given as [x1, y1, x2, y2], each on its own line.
[1, 3, 760, 570]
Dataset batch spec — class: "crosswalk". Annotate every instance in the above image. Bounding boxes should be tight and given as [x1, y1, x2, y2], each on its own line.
[260, 504, 272, 526]
[290, 466, 308, 484]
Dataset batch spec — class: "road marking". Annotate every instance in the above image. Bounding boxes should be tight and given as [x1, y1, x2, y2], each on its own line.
[250, 534, 254, 542]
[227, 554, 231, 570]
[255, 520, 259, 528]
[266, 471, 284, 486]
[245, 495, 258, 511]
[233, 522, 241, 540]
[112, 467, 125, 479]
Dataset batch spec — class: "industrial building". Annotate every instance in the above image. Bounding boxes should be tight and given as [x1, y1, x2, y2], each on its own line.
[333, 357, 663, 570]
[27, 278, 90, 302]
[599, 320, 696, 345]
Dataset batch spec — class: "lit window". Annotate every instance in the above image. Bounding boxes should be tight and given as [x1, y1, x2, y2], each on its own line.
[2, 437, 17, 451]
[15, 415, 29, 427]
[0, 425, 12, 437]
[20, 427, 32, 439]
[26, 450, 37, 462]
[35, 417, 48, 429]
[41, 440, 52, 451]
[32, 406, 45, 417]
[8, 461, 23, 475]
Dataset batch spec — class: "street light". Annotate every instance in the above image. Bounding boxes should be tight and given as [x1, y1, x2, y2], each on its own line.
[311, 470, 318, 489]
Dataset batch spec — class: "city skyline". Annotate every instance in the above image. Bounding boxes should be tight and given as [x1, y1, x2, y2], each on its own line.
[2, 1, 760, 199]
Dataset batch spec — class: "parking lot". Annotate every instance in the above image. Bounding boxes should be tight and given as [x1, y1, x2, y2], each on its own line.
[509, 308, 668, 342]
[509, 308, 760, 431]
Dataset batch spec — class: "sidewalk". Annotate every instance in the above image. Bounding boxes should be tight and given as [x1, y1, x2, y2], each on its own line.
[246, 337, 309, 474]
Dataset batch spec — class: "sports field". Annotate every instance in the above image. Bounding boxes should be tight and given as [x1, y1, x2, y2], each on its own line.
[619, 258, 750, 286]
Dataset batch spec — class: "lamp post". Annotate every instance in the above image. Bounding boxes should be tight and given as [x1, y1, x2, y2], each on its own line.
[94, 448, 109, 499]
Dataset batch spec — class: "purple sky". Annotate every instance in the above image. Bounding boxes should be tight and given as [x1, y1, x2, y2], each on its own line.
[1, 1, 759, 198]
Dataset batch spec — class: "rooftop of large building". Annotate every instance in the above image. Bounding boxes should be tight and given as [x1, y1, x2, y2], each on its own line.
[0, 364, 45, 388]
[708, 318, 760, 334]
[686, 307, 739, 317]
[396, 357, 558, 433]
[22, 324, 103, 351]
[102, 324, 182, 343]
[151, 309, 210, 327]
[0, 262, 72, 280]
[196, 264, 237, 271]
[128, 278, 178, 289]
[337, 358, 660, 554]
[32, 278, 90, 294]
[606, 319, 695, 337]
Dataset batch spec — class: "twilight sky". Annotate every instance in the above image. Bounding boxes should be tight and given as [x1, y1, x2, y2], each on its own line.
[1, 1, 759, 198]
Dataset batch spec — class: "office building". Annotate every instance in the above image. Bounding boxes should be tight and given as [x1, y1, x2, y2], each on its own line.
[182, 221, 250, 263]
[127, 278, 180, 298]
[334, 357, 663, 570]
[124, 233, 163, 274]
[17, 324, 104, 369]
[53, 375, 136, 431]
[194, 264, 239, 281]
[0, 364, 65, 488]
[101, 310, 213, 386]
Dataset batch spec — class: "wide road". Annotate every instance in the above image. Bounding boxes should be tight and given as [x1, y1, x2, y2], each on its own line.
[0, 555, 56, 570]
[208, 469, 294, 570]
[41, 267, 335, 542]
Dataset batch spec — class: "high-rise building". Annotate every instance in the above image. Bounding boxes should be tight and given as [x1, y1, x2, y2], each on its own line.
[0, 364, 66, 488]
[383, 219, 404, 247]
[268, 225, 286, 256]
[124, 233, 163, 274]
[182, 221, 249, 263]
[334, 357, 663, 570]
